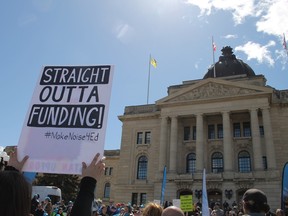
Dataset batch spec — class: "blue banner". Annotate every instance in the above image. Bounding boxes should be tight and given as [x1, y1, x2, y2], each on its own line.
[160, 166, 167, 205]
[281, 162, 288, 214]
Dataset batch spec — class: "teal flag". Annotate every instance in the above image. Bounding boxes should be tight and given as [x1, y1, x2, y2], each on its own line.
[282, 162, 288, 214]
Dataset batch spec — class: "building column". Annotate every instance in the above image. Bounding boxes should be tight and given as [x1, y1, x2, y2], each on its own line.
[222, 111, 233, 171]
[250, 108, 263, 170]
[262, 107, 277, 169]
[169, 116, 178, 172]
[196, 113, 204, 171]
[159, 116, 168, 172]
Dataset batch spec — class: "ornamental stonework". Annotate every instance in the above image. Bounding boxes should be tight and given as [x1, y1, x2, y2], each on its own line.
[170, 82, 261, 102]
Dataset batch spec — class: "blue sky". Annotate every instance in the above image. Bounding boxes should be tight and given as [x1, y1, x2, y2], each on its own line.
[1, 0, 288, 150]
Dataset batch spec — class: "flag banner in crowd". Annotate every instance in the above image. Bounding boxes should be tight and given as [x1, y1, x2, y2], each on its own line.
[281, 162, 288, 212]
[160, 166, 167, 205]
[17, 65, 114, 174]
[202, 169, 209, 216]
[150, 57, 157, 68]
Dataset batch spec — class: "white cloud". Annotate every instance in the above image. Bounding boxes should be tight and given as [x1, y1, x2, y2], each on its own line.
[114, 22, 135, 44]
[256, 0, 288, 36]
[185, 0, 288, 36]
[235, 41, 276, 66]
[223, 34, 238, 39]
[185, 0, 256, 24]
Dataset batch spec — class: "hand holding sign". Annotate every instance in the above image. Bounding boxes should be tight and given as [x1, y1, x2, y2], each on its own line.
[82, 153, 105, 181]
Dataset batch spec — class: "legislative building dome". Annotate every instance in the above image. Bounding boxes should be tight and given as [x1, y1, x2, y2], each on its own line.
[203, 46, 255, 79]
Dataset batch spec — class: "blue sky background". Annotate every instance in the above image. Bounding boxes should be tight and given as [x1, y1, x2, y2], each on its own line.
[1, 0, 288, 150]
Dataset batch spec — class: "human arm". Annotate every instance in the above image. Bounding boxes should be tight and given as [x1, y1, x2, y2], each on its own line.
[70, 153, 105, 216]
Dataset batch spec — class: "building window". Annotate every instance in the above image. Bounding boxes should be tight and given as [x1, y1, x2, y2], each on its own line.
[104, 183, 111, 198]
[140, 193, 147, 205]
[105, 167, 113, 176]
[184, 126, 190, 141]
[132, 193, 138, 206]
[233, 123, 241, 137]
[137, 132, 143, 144]
[262, 156, 267, 170]
[137, 156, 148, 179]
[192, 126, 196, 140]
[137, 131, 151, 144]
[105, 167, 109, 175]
[186, 153, 196, 173]
[259, 126, 264, 136]
[211, 152, 223, 173]
[109, 167, 113, 175]
[145, 132, 151, 144]
[217, 124, 223, 139]
[238, 151, 251, 172]
[243, 122, 251, 137]
[208, 124, 215, 139]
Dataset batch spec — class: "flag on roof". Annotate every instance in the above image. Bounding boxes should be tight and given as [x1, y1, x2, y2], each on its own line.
[283, 33, 287, 50]
[150, 57, 157, 68]
[213, 42, 216, 51]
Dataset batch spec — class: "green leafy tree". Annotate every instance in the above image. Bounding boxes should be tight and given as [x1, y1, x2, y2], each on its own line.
[34, 173, 80, 202]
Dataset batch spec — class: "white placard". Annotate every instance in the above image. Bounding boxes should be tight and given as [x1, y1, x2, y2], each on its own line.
[18, 65, 114, 174]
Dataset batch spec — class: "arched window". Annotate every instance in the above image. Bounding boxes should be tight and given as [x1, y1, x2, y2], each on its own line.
[104, 182, 110, 198]
[238, 151, 251, 172]
[137, 156, 148, 179]
[211, 152, 223, 173]
[186, 153, 196, 173]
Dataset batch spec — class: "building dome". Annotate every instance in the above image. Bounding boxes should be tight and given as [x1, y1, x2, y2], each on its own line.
[203, 46, 255, 79]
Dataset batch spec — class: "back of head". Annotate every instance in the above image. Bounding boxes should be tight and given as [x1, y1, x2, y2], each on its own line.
[162, 206, 184, 216]
[0, 171, 31, 216]
[242, 188, 269, 214]
[142, 202, 163, 216]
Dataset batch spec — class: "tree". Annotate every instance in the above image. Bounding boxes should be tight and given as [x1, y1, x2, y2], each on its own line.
[34, 173, 80, 202]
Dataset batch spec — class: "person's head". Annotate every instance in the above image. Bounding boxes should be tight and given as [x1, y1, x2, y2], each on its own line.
[142, 202, 163, 216]
[101, 205, 107, 214]
[58, 208, 63, 214]
[242, 188, 269, 214]
[0, 171, 31, 216]
[45, 197, 51, 203]
[275, 209, 284, 216]
[37, 204, 43, 210]
[214, 202, 221, 210]
[161, 206, 184, 216]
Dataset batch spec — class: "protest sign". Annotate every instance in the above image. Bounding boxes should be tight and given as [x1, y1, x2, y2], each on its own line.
[180, 195, 194, 212]
[17, 65, 114, 174]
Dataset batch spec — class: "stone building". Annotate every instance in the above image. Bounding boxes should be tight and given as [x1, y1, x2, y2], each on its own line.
[96, 46, 288, 211]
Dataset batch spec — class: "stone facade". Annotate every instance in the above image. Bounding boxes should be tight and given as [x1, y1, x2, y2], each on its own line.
[96, 73, 288, 212]
[96, 47, 288, 211]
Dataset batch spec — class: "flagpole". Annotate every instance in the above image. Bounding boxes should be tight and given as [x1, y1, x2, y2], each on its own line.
[147, 54, 151, 104]
[212, 36, 216, 78]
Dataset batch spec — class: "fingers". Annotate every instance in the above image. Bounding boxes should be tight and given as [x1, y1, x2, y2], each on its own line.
[82, 162, 87, 170]
[21, 155, 29, 165]
[90, 153, 100, 165]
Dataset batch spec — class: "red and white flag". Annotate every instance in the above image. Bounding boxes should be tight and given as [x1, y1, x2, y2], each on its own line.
[213, 42, 216, 51]
[283, 33, 287, 50]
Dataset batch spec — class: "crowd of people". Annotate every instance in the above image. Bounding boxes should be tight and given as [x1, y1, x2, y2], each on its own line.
[0, 148, 286, 216]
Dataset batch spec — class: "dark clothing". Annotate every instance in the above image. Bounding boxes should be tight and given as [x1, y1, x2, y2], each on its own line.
[31, 197, 40, 214]
[34, 209, 45, 216]
[70, 176, 97, 216]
